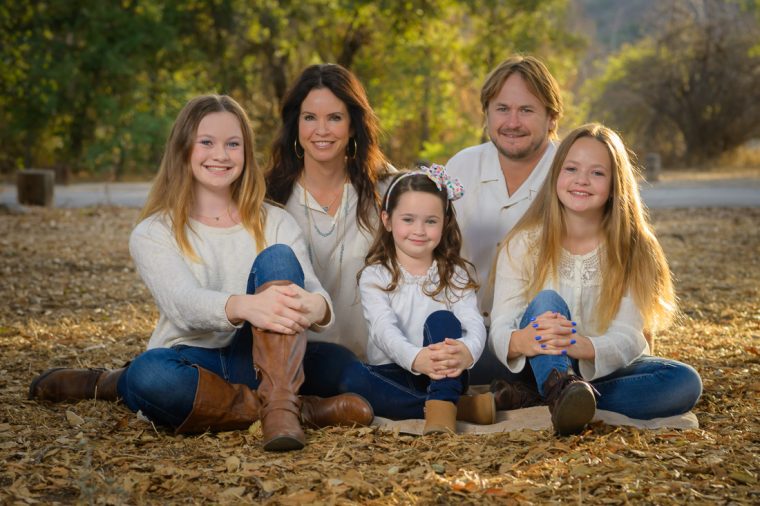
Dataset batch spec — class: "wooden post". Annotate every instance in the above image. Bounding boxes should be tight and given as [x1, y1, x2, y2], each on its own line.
[644, 152, 661, 182]
[17, 169, 55, 207]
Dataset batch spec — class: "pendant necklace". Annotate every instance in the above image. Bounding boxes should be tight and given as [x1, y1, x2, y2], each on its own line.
[302, 180, 347, 277]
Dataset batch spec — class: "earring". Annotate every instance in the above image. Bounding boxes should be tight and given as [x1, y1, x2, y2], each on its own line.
[294, 139, 304, 159]
[346, 137, 358, 159]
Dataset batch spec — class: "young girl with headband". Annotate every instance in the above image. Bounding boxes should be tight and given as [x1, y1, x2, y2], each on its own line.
[490, 123, 702, 435]
[342, 165, 495, 434]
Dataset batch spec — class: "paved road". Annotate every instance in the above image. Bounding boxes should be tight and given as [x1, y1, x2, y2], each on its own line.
[2, 178, 759, 209]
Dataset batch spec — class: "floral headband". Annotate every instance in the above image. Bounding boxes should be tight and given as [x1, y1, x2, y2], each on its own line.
[384, 164, 465, 211]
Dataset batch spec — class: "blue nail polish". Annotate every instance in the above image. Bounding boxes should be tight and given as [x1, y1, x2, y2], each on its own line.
[541, 344, 547, 349]
[572, 321, 577, 326]
[535, 335, 542, 340]
[570, 339, 576, 345]
[571, 329, 577, 334]
[532, 323, 538, 328]
[561, 350, 567, 355]
[530, 317, 536, 322]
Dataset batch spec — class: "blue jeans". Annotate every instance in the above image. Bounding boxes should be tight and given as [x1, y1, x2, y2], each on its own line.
[118, 244, 358, 428]
[516, 290, 702, 419]
[339, 310, 468, 420]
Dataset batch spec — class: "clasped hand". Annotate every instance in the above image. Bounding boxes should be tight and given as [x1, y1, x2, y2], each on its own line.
[510, 311, 594, 360]
[226, 284, 327, 334]
[412, 338, 473, 380]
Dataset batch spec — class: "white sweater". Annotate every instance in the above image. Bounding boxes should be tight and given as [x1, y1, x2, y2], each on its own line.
[489, 230, 649, 380]
[129, 204, 333, 350]
[360, 263, 486, 373]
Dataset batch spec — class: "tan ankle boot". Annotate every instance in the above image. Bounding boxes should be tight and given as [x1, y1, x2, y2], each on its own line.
[175, 366, 262, 434]
[423, 400, 457, 435]
[456, 392, 496, 425]
[29, 367, 125, 402]
[253, 328, 307, 451]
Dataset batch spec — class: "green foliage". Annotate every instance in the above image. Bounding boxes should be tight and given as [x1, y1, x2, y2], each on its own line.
[585, 0, 760, 166]
[0, 0, 584, 177]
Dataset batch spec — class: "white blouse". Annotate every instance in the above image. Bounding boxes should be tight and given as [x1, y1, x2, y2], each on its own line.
[489, 229, 649, 380]
[129, 204, 333, 350]
[360, 263, 487, 373]
[284, 182, 376, 359]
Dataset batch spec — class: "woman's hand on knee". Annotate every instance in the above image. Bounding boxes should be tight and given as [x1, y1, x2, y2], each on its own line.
[286, 285, 329, 327]
[225, 288, 311, 334]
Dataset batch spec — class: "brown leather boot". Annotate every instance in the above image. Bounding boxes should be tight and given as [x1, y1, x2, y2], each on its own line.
[490, 379, 543, 411]
[423, 400, 457, 435]
[301, 394, 374, 428]
[542, 369, 598, 436]
[175, 366, 262, 434]
[456, 392, 496, 425]
[175, 367, 373, 435]
[29, 367, 125, 402]
[253, 327, 307, 451]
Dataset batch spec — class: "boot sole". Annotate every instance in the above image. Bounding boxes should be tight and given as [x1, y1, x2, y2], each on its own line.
[263, 435, 305, 452]
[551, 383, 596, 436]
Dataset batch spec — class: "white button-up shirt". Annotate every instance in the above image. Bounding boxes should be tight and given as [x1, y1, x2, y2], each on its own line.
[446, 141, 557, 323]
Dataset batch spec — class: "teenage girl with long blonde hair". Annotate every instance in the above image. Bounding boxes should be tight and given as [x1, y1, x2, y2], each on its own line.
[490, 123, 702, 435]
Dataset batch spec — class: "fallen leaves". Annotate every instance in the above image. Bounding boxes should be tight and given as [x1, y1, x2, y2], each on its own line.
[0, 206, 758, 504]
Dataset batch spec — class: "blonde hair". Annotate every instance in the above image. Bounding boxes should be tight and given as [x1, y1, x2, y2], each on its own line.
[139, 94, 267, 260]
[480, 55, 563, 139]
[502, 123, 676, 332]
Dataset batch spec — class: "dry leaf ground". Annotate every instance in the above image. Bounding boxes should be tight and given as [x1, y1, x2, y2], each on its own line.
[1, 206, 758, 505]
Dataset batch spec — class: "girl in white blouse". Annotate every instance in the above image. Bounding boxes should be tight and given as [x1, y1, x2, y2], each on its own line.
[490, 123, 702, 435]
[342, 166, 494, 434]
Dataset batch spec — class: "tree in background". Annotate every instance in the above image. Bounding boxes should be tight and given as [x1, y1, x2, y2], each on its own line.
[585, 0, 760, 166]
[0, 0, 581, 178]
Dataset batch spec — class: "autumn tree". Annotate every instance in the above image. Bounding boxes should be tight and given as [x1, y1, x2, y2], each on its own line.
[586, 0, 760, 166]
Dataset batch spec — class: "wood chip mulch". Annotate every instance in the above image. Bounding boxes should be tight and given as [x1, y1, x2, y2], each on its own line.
[1, 206, 758, 505]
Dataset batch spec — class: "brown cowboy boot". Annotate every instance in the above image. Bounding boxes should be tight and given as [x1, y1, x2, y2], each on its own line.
[489, 379, 543, 411]
[29, 367, 125, 402]
[456, 392, 496, 425]
[253, 327, 308, 451]
[542, 369, 598, 436]
[175, 367, 374, 435]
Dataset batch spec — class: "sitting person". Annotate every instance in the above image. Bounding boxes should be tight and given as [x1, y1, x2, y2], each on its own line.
[29, 94, 373, 451]
[489, 123, 702, 435]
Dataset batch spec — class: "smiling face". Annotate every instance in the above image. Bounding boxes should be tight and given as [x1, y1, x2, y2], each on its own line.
[381, 190, 445, 273]
[486, 73, 555, 164]
[190, 111, 244, 194]
[556, 137, 612, 220]
[298, 87, 352, 169]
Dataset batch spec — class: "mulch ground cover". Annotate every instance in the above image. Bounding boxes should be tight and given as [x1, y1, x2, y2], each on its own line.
[1, 206, 758, 505]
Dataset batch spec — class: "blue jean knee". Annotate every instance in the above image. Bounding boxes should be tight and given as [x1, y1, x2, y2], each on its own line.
[520, 290, 573, 395]
[246, 243, 305, 293]
[421, 310, 465, 402]
[118, 348, 199, 428]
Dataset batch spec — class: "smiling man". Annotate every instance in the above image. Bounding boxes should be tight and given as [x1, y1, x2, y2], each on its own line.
[446, 55, 563, 324]
[446, 55, 563, 390]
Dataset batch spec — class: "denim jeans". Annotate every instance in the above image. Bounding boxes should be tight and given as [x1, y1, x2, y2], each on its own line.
[338, 310, 468, 420]
[516, 290, 702, 419]
[118, 243, 358, 428]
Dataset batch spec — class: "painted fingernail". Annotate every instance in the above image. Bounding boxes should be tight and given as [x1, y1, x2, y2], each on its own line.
[561, 350, 567, 355]
[571, 329, 577, 334]
[570, 339, 576, 345]
[535, 335, 542, 340]
[572, 321, 577, 326]
[532, 323, 538, 328]
[540, 344, 547, 349]
[530, 317, 536, 322]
